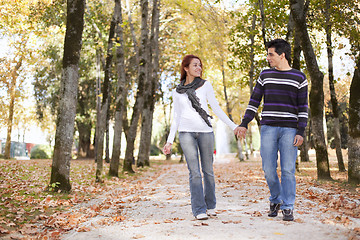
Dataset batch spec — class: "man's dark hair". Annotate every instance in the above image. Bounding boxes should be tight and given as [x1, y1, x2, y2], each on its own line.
[266, 39, 292, 65]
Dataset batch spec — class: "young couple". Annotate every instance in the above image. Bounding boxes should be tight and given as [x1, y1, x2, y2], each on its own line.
[162, 39, 308, 222]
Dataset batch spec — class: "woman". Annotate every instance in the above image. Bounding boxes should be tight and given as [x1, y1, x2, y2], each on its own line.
[163, 55, 240, 220]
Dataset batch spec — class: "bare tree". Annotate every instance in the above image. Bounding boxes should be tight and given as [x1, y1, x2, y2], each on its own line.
[50, 0, 85, 192]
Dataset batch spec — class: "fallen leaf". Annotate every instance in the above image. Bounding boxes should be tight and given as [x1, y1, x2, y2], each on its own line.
[194, 222, 209, 226]
[133, 234, 145, 239]
[251, 211, 262, 217]
[77, 227, 90, 232]
[0, 226, 9, 234]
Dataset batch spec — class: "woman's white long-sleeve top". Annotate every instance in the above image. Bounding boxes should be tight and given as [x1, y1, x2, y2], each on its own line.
[166, 80, 238, 144]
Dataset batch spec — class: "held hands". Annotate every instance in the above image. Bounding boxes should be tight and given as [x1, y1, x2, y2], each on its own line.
[162, 143, 172, 155]
[234, 126, 247, 139]
[234, 125, 304, 147]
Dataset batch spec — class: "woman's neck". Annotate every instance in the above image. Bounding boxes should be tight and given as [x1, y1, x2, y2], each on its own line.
[185, 76, 195, 85]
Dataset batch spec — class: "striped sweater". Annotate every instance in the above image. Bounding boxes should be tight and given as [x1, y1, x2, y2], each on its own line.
[240, 68, 308, 136]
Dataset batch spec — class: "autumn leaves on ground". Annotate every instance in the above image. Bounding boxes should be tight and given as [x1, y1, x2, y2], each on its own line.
[1, 152, 359, 240]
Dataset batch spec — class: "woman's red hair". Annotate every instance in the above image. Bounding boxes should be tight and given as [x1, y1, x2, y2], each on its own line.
[180, 55, 203, 80]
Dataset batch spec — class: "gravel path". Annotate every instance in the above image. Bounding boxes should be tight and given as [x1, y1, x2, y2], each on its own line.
[61, 156, 359, 240]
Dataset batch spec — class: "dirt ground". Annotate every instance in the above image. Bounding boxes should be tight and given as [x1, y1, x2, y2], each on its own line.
[60, 154, 360, 240]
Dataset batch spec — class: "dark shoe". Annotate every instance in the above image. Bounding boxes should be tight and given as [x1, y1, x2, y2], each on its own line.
[268, 202, 281, 217]
[282, 209, 294, 221]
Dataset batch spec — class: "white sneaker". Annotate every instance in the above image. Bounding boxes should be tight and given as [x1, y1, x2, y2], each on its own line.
[207, 209, 217, 216]
[196, 213, 208, 220]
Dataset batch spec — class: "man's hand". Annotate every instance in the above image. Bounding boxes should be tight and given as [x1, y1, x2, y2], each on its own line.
[235, 126, 247, 139]
[162, 143, 172, 155]
[293, 135, 303, 147]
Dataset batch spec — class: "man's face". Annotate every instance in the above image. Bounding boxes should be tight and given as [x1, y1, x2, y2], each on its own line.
[266, 47, 283, 68]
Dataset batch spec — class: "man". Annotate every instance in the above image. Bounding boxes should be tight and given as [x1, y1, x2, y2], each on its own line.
[236, 39, 308, 221]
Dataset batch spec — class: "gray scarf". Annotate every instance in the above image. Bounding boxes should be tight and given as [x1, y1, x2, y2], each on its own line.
[176, 77, 213, 127]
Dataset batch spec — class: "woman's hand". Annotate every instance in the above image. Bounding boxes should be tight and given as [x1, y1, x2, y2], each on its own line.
[162, 143, 172, 155]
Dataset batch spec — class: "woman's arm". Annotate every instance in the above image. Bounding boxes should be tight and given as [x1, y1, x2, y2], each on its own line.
[166, 91, 181, 144]
[206, 81, 238, 130]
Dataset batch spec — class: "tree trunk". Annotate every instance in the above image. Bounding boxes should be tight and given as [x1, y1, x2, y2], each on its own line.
[105, 94, 111, 163]
[248, 11, 261, 130]
[258, 0, 266, 46]
[50, 0, 85, 192]
[96, 2, 117, 181]
[348, 57, 360, 184]
[4, 59, 22, 159]
[300, 125, 310, 162]
[138, 0, 160, 167]
[220, 60, 242, 160]
[292, 26, 302, 73]
[110, 0, 127, 177]
[94, 48, 102, 161]
[123, 0, 149, 173]
[237, 139, 245, 161]
[325, 0, 346, 172]
[126, 0, 139, 62]
[289, 18, 310, 163]
[290, 0, 332, 180]
[76, 119, 92, 159]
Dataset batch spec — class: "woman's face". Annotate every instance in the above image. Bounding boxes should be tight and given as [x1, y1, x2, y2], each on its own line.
[185, 58, 202, 78]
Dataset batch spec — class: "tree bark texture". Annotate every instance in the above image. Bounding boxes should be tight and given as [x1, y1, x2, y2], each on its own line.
[126, 0, 139, 63]
[110, 0, 127, 177]
[248, 12, 261, 130]
[290, 21, 309, 162]
[325, 0, 345, 171]
[94, 48, 102, 161]
[258, 0, 266, 46]
[290, 0, 332, 180]
[76, 119, 92, 159]
[300, 125, 310, 162]
[123, 0, 149, 173]
[4, 58, 22, 159]
[138, 0, 160, 167]
[50, 0, 85, 192]
[348, 57, 360, 184]
[105, 96, 111, 163]
[95, 0, 117, 181]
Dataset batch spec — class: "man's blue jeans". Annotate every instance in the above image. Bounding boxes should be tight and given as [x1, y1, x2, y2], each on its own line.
[179, 132, 216, 216]
[260, 125, 297, 210]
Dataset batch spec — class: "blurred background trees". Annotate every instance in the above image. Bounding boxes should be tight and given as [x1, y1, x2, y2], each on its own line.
[0, 0, 359, 186]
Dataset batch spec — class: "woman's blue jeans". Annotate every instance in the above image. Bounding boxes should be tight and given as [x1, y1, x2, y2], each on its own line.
[179, 132, 216, 216]
[260, 125, 297, 210]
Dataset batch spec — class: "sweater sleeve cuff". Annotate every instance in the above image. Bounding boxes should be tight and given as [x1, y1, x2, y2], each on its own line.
[239, 121, 249, 129]
[296, 128, 305, 137]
